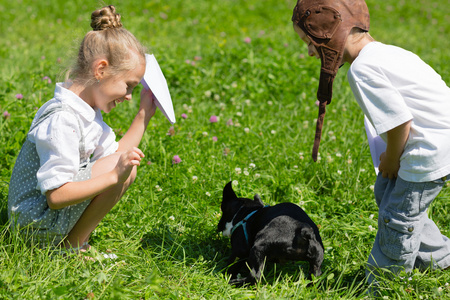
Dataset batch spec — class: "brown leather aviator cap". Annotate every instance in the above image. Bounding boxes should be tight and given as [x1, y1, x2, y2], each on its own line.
[292, 0, 370, 161]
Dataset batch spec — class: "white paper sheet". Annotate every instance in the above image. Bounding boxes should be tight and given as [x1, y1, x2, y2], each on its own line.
[364, 115, 386, 175]
[141, 54, 176, 124]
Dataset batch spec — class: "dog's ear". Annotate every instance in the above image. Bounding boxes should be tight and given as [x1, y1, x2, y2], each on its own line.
[223, 181, 238, 201]
[253, 194, 264, 206]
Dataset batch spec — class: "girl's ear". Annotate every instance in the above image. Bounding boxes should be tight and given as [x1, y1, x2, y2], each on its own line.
[93, 59, 109, 81]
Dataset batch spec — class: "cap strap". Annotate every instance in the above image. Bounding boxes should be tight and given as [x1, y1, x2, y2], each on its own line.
[312, 101, 327, 162]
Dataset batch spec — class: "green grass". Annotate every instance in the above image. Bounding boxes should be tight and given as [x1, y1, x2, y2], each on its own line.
[1, 0, 449, 298]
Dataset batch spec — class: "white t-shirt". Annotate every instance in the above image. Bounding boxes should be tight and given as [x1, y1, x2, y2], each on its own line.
[348, 42, 450, 182]
[28, 83, 119, 194]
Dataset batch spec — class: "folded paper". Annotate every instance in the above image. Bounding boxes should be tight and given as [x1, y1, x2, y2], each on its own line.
[141, 54, 176, 124]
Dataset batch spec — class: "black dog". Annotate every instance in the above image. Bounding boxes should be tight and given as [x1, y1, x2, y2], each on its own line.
[217, 181, 324, 286]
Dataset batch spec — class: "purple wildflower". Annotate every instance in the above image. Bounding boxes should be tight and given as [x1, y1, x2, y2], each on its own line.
[212, 136, 218, 142]
[43, 76, 52, 84]
[3, 111, 10, 119]
[209, 115, 218, 123]
[244, 37, 251, 44]
[172, 155, 182, 164]
[181, 113, 188, 119]
[167, 126, 175, 136]
[15, 94, 23, 100]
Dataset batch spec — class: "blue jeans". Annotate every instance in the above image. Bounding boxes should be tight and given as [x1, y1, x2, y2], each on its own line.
[366, 173, 450, 284]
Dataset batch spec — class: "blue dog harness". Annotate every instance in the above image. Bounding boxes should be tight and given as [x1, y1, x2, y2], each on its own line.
[230, 206, 269, 245]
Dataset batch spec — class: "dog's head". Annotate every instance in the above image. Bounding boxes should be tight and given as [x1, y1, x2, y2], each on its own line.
[217, 181, 264, 237]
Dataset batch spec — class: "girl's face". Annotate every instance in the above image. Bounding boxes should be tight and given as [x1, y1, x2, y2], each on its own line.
[92, 59, 145, 113]
[294, 25, 320, 59]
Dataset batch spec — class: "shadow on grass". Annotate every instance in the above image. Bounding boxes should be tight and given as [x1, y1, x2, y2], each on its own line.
[139, 223, 368, 296]
[0, 183, 9, 227]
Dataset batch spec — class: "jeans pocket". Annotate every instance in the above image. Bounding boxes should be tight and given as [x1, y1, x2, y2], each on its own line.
[379, 213, 419, 260]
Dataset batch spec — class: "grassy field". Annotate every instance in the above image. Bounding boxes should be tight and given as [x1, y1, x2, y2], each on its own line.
[1, 0, 449, 298]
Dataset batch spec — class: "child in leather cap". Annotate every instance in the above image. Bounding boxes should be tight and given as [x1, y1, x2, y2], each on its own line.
[291, 0, 450, 286]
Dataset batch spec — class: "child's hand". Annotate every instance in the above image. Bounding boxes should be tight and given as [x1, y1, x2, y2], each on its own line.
[114, 147, 145, 183]
[140, 88, 157, 118]
[379, 152, 400, 179]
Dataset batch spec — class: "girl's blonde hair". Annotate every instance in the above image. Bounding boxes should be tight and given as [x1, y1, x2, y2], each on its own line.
[68, 5, 146, 86]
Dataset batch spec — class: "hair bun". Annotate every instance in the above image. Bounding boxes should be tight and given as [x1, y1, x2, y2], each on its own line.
[90, 5, 123, 31]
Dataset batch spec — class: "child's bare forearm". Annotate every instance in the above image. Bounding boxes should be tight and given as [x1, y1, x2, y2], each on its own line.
[45, 171, 119, 210]
[117, 89, 156, 152]
[117, 108, 151, 151]
[379, 120, 411, 178]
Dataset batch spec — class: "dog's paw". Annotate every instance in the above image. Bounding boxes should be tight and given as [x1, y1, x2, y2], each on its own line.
[228, 278, 246, 287]
[229, 276, 256, 287]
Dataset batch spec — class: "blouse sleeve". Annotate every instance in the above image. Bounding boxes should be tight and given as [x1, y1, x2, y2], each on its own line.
[91, 111, 119, 161]
[28, 111, 82, 195]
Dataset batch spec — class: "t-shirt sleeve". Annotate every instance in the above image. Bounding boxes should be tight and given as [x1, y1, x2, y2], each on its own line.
[348, 63, 413, 136]
[28, 112, 81, 195]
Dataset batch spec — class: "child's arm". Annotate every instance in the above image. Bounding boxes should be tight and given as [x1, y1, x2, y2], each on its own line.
[117, 88, 157, 151]
[45, 147, 144, 210]
[378, 120, 411, 179]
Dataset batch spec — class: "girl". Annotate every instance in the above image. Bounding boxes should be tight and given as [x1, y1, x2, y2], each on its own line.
[8, 5, 156, 252]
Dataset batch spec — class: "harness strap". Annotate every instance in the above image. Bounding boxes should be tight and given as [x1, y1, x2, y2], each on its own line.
[230, 205, 269, 245]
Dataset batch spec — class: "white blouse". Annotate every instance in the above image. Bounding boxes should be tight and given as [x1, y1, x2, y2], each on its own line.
[28, 83, 119, 194]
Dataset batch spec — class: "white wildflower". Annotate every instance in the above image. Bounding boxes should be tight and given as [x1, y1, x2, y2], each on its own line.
[103, 253, 118, 260]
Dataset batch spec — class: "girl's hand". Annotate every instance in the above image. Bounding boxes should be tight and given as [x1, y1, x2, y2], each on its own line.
[140, 88, 157, 118]
[114, 147, 145, 183]
[378, 151, 400, 179]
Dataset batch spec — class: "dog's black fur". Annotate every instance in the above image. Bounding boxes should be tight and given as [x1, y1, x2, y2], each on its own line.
[217, 181, 324, 286]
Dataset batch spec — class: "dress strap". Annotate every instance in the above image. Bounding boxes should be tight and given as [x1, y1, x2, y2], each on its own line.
[29, 104, 87, 165]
